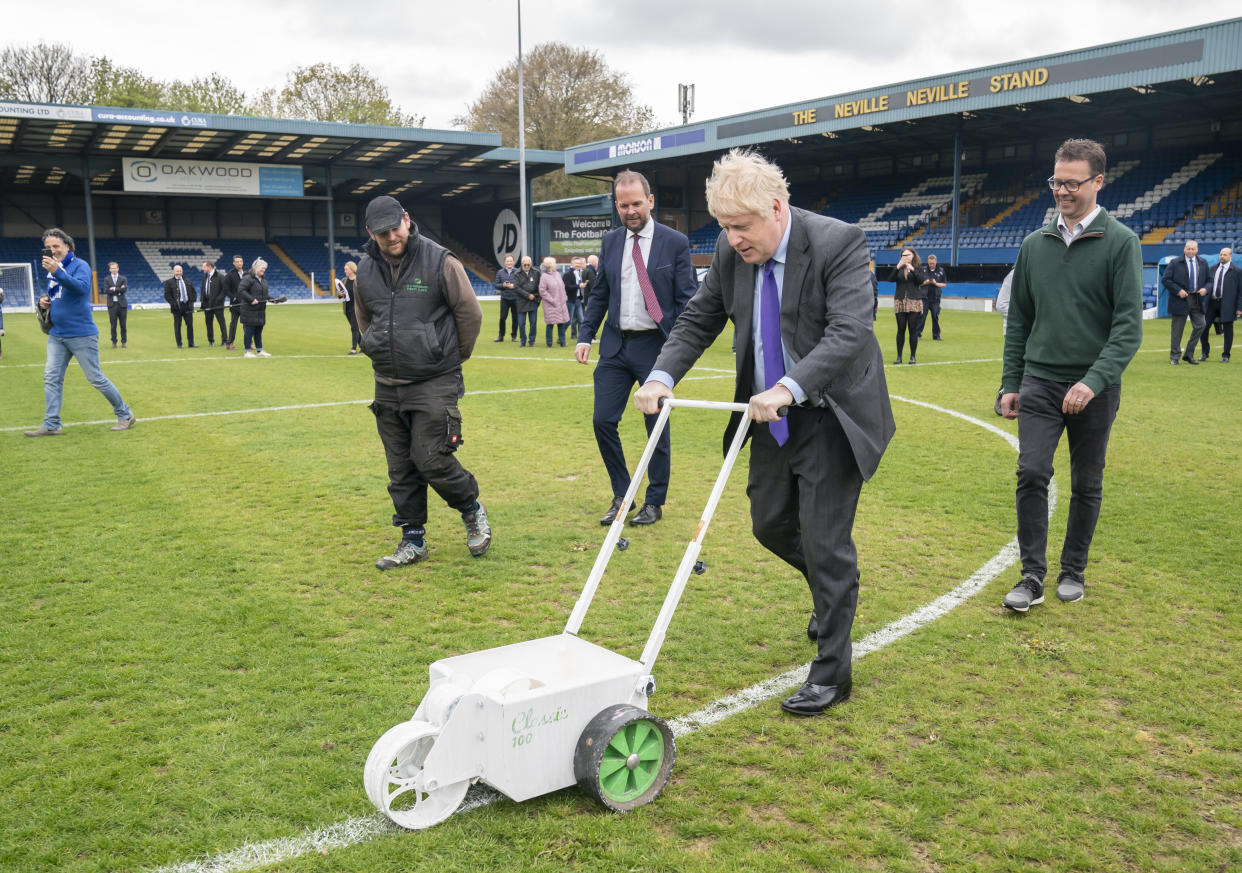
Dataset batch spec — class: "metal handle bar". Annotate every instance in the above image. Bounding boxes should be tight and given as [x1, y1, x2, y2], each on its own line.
[564, 397, 755, 673]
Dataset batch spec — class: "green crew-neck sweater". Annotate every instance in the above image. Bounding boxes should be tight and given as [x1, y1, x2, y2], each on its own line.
[1002, 208, 1143, 395]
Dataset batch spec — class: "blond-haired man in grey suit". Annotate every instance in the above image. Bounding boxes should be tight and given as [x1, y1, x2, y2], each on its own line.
[636, 149, 895, 716]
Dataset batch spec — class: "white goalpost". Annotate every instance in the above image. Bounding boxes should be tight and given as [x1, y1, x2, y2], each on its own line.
[0, 262, 36, 312]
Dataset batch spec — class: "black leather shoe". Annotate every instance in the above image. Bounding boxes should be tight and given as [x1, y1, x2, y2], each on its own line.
[600, 497, 625, 526]
[1182, 354, 1199, 365]
[806, 613, 818, 641]
[1223, 355, 1231, 363]
[780, 680, 852, 716]
[630, 504, 662, 525]
[1197, 353, 1208, 362]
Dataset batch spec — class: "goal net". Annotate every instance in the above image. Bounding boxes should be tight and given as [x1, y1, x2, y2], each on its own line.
[0, 262, 36, 312]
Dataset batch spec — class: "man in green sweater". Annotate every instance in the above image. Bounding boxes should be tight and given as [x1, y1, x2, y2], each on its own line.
[997, 138, 1143, 611]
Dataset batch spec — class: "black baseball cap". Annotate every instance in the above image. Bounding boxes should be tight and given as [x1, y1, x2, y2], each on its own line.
[365, 196, 406, 233]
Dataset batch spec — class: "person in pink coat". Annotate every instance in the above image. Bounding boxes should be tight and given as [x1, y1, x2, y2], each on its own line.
[539, 256, 570, 347]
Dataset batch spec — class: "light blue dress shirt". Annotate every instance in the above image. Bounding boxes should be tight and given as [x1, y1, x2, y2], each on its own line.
[648, 210, 806, 405]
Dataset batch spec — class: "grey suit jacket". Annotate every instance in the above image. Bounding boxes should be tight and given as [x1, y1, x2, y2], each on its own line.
[652, 206, 895, 480]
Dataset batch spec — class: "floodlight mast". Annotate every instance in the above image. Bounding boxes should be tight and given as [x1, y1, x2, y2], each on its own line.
[517, 0, 527, 261]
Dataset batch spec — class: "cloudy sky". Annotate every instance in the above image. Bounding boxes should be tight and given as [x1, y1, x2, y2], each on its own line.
[6, 1, 1233, 133]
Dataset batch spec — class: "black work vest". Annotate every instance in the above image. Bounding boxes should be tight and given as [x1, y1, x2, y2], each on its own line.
[356, 232, 459, 382]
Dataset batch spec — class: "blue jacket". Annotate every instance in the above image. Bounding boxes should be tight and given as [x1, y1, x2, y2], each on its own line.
[47, 252, 98, 338]
[579, 220, 697, 359]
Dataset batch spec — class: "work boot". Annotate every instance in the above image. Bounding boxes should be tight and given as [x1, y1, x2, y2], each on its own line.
[376, 537, 428, 570]
[463, 502, 491, 557]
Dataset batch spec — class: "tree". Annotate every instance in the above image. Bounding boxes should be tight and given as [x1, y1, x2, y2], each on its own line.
[85, 57, 164, 108]
[0, 42, 89, 103]
[248, 63, 422, 127]
[164, 74, 248, 115]
[454, 42, 656, 201]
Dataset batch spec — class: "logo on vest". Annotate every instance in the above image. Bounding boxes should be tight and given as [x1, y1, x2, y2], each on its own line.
[404, 280, 429, 293]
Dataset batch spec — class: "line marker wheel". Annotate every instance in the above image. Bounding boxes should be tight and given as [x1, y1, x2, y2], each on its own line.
[574, 704, 676, 812]
[363, 720, 470, 829]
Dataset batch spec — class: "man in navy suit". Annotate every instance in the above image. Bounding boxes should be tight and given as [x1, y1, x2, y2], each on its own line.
[1163, 239, 1210, 364]
[576, 170, 697, 527]
[1207, 247, 1240, 362]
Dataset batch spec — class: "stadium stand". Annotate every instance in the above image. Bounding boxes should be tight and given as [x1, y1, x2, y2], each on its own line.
[687, 146, 1241, 265]
[0, 238, 309, 305]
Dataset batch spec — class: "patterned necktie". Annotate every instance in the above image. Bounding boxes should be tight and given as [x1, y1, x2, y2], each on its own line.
[631, 234, 663, 324]
[1215, 266, 1225, 299]
[179, 278, 186, 303]
[760, 259, 788, 447]
[1189, 259, 1196, 291]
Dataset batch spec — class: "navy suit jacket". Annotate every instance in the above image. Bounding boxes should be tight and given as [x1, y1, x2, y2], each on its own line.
[1209, 262, 1242, 322]
[579, 220, 697, 359]
[1162, 255, 1210, 317]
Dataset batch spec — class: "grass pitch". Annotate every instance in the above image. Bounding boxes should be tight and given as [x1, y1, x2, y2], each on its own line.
[0, 302, 1238, 873]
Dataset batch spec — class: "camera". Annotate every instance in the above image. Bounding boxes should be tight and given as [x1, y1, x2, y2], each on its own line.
[42, 247, 53, 258]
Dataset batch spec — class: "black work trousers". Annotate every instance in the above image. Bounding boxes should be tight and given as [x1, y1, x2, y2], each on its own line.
[371, 373, 479, 529]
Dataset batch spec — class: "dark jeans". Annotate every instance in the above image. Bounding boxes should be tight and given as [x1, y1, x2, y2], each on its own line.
[917, 299, 941, 339]
[1015, 376, 1121, 582]
[546, 323, 567, 346]
[203, 307, 227, 345]
[566, 300, 583, 338]
[518, 310, 537, 345]
[108, 302, 127, 344]
[497, 297, 518, 339]
[243, 324, 265, 350]
[371, 373, 479, 528]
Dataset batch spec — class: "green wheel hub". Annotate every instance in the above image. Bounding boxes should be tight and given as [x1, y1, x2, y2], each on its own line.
[599, 719, 665, 803]
[575, 704, 676, 812]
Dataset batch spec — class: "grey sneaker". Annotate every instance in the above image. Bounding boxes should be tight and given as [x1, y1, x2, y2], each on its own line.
[110, 416, 136, 431]
[1003, 575, 1045, 612]
[1056, 571, 1085, 603]
[463, 501, 491, 557]
[375, 537, 428, 570]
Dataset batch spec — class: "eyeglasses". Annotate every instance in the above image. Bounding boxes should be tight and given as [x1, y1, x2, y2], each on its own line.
[1046, 175, 1099, 192]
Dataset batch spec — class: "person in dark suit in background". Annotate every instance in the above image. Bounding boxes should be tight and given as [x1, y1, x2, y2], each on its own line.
[1163, 239, 1209, 364]
[576, 169, 697, 528]
[563, 256, 586, 340]
[102, 261, 128, 348]
[917, 253, 946, 341]
[163, 264, 196, 348]
[513, 255, 541, 347]
[200, 259, 227, 347]
[635, 149, 895, 715]
[222, 254, 245, 351]
[1207, 247, 1240, 362]
[492, 254, 519, 342]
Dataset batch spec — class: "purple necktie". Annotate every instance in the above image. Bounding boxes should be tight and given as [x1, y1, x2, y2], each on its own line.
[760, 259, 788, 446]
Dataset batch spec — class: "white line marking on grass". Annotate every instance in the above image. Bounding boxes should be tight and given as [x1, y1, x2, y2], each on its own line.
[3, 375, 734, 433]
[150, 393, 1048, 873]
